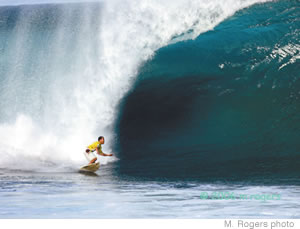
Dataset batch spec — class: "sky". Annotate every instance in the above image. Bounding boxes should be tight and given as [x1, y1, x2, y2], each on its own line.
[0, 0, 99, 6]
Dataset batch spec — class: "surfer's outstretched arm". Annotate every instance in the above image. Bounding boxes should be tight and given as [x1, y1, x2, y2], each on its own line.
[96, 147, 113, 156]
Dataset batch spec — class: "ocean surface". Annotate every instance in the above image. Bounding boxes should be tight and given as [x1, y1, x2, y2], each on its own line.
[0, 0, 299, 218]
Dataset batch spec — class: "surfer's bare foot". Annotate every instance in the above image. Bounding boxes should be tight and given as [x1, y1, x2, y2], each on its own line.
[89, 158, 97, 164]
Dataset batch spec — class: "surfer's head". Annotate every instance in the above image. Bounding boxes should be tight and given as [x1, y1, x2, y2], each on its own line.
[98, 136, 105, 144]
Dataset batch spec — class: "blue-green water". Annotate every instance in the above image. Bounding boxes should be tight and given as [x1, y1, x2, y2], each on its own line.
[0, 0, 299, 218]
[115, 0, 300, 179]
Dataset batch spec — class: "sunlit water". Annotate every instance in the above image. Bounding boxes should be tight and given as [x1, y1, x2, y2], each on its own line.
[0, 0, 299, 219]
[1, 163, 299, 218]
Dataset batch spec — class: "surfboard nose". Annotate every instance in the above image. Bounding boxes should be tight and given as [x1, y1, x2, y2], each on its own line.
[79, 162, 100, 173]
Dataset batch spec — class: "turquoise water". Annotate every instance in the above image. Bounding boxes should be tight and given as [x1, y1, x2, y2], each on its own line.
[0, 0, 299, 218]
[116, 0, 300, 179]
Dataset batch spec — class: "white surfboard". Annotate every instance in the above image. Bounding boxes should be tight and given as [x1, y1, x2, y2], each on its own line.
[79, 162, 100, 173]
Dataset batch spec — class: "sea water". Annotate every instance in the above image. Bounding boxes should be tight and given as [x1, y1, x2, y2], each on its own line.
[1, 164, 300, 218]
[0, 0, 299, 218]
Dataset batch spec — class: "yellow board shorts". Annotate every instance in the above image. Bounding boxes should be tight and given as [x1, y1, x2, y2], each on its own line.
[84, 149, 97, 162]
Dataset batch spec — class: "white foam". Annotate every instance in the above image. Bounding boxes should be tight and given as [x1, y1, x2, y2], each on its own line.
[0, 0, 271, 171]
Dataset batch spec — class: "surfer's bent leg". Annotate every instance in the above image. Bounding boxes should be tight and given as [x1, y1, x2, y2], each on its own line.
[84, 149, 97, 164]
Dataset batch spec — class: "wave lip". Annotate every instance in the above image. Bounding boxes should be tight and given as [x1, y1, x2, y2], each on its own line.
[0, 0, 271, 170]
[115, 0, 300, 180]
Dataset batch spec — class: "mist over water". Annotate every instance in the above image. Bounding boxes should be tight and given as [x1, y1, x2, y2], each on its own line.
[0, 0, 272, 171]
[0, 0, 300, 219]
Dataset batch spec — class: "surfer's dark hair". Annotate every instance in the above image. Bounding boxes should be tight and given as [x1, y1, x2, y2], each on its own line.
[98, 136, 104, 141]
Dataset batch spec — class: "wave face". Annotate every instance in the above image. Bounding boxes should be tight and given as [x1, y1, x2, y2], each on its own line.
[115, 0, 300, 180]
[0, 0, 272, 171]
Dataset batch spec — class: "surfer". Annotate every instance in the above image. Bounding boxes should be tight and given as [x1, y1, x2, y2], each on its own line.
[84, 136, 113, 164]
